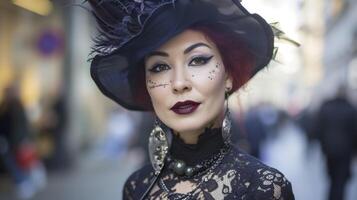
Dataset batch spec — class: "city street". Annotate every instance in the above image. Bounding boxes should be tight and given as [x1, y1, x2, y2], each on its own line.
[1, 0, 357, 200]
[261, 122, 357, 200]
[1, 124, 357, 200]
[0, 150, 142, 200]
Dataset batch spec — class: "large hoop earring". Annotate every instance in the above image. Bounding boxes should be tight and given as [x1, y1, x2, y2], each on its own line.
[148, 118, 169, 176]
[222, 89, 232, 145]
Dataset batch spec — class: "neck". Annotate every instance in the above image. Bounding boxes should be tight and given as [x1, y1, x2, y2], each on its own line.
[174, 128, 206, 144]
[174, 111, 225, 144]
[170, 127, 226, 167]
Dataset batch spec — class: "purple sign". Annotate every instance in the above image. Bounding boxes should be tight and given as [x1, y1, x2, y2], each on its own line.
[37, 30, 63, 57]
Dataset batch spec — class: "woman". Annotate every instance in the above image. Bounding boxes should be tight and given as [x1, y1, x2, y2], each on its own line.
[88, 0, 294, 199]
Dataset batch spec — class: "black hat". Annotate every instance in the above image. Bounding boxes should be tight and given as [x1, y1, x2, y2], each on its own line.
[88, 0, 274, 110]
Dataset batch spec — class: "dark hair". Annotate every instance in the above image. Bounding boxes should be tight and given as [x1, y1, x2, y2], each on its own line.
[132, 23, 255, 110]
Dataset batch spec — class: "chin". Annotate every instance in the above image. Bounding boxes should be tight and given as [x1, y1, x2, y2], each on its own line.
[165, 116, 211, 134]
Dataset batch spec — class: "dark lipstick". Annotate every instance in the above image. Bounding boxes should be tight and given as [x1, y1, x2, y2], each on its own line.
[170, 100, 201, 115]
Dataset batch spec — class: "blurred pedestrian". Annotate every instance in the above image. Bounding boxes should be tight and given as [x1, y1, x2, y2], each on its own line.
[0, 84, 37, 199]
[314, 86, 357, 200]
[37, 94, 68, 170]
[243, 105, 269, 159]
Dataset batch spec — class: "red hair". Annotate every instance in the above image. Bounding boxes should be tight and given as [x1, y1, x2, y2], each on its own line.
[133, 23, 255, 110]
[190, 23, 255, 93]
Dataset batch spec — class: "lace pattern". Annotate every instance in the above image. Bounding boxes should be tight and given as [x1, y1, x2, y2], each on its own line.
[123, 146, 294, 200]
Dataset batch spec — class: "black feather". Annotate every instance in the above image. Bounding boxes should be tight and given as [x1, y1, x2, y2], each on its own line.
[86, 0, 176, 57]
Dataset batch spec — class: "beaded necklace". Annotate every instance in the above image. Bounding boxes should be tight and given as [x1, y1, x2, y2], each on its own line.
[166, 144, 230, 178]
[159, 144, 231, 199]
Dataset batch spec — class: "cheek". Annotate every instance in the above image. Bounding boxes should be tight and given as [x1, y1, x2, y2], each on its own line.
[146, 78, 170, 90]
[189, 61, 226, 95]
[146, 79, 171, 111]
[145, 70, 173, 113]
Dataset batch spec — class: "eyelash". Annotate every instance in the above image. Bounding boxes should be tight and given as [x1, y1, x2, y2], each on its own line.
[148, 55, 214, 73]
[148, 64, 171, 73]
[189, 55, 214, 66]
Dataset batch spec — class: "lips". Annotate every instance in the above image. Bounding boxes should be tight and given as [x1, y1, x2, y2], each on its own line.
[170, 100, 201, 115]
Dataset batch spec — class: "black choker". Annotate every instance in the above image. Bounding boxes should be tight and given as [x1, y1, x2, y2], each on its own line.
[166, 144, 230, 178]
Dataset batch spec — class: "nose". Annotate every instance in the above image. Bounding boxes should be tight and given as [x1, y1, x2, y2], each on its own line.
[171, 67, 192, 94]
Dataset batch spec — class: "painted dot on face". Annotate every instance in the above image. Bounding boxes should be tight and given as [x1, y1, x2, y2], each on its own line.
[148, 82, 169, 90]
[147, 80, 156, 84]
[147, 79, 170, 90]
[216, 62, 221, 68]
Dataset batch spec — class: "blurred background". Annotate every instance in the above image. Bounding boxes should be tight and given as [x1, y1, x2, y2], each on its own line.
[0, 0, 357, 200]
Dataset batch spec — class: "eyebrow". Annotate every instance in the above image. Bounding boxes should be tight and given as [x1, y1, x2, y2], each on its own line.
[146, 51, 169, 58]
[184, 42, 211, 54]
[146, 42, 211, 59]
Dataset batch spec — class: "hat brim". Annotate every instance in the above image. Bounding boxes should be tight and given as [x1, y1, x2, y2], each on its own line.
[90, 0, 274, 111]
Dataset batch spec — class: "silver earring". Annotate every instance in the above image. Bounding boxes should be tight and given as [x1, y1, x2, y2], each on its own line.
[225, 87, 232, 99]
[222, 91, 232, 145]
[148, 119, 169, 175]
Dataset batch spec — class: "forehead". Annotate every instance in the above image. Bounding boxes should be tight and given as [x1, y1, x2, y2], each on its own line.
[156, 29, 214, 52]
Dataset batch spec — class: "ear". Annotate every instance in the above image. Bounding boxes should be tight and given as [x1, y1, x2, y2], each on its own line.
[225, 74, 233, 92]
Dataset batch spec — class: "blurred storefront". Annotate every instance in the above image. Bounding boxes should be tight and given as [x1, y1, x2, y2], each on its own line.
[290, 0, 357, 109]
[234, 0, 357, 113]
[321, 0, 357, 102]
[299, 0, 325, 110]
[230, 0, 305, 116]
[0, 0, 111, 170]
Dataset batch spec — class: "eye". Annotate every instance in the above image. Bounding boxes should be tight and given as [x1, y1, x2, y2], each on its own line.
[189, 55, 214, 66]
[149, 64, 171, 73]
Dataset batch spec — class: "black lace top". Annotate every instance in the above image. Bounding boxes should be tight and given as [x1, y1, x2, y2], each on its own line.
[123, 128, 294, 200]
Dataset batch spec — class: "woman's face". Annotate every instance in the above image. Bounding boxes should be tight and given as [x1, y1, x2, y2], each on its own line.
[144, 30, 232, 135]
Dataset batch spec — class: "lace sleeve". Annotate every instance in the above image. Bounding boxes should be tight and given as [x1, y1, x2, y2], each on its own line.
[246, 168, 295, 200]
[122, 174, 135, 200]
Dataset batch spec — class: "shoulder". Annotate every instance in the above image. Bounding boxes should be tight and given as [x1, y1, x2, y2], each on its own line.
[123, 164, 155, 200]
[229, 146, 295, 199]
